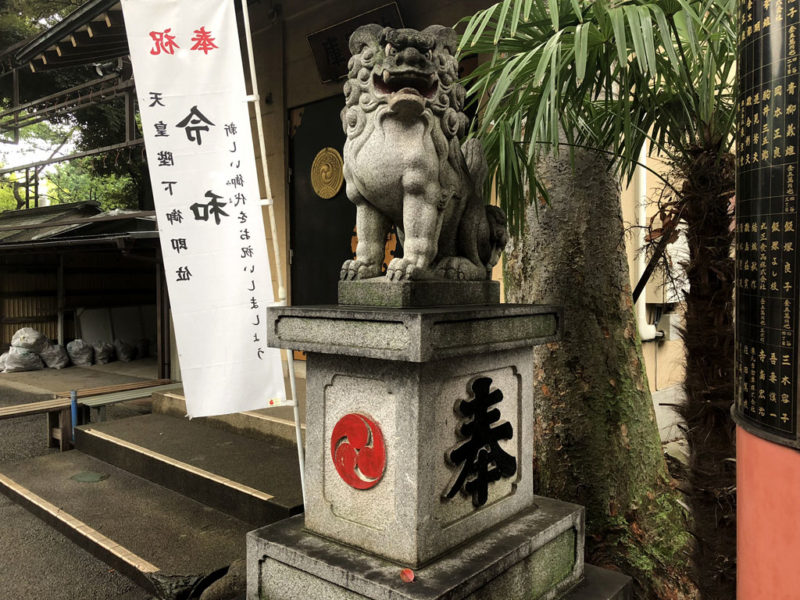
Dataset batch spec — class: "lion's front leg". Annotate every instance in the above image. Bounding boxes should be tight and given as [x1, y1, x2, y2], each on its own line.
[387, 173, 441, 281]
[341, 189, 390, 280]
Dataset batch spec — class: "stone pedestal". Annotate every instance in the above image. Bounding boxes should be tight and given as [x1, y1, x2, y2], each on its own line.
[267, 304, 556, 561]
[249, 302, 626, 599]
[248, 497, 584, 600]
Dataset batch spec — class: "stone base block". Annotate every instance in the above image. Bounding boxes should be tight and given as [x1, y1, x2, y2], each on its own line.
[304, 348, 535, 565]
[338, 279, 500, 308]
[562, 565, 631, 600]
[247, 496, 585, 600]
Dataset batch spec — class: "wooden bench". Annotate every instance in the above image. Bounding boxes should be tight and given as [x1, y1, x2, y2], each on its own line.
[1, 379, 179, 451]
[53, 379, 172, 400]
[0, 398, 73, 451]
[75, 382, 183, 422]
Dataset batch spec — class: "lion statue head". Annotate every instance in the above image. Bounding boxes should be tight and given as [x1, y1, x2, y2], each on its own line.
[341, 24, 470, 141]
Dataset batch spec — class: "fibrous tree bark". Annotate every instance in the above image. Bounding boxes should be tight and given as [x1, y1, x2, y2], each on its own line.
[504, 147, 697, 599]
[676, 149, 736, 596]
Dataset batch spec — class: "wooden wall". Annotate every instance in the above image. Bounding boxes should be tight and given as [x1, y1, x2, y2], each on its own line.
[0, 249, 157, 347]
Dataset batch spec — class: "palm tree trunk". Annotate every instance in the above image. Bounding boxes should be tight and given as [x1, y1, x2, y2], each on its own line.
[678, 148, 736, 598]
[504, 146, 697, 599]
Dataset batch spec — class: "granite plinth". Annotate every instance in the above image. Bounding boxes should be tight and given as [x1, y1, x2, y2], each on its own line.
[247, 496, 585, 600]
[304, 347, 533, 566]
[267, 304, 560, 363]
[338, 279, 500, 308]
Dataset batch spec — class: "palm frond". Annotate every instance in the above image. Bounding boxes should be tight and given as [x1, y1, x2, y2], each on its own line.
[459, 0, 736, 235]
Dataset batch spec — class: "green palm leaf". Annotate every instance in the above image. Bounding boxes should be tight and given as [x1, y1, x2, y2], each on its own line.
[459, 0, 736, 236]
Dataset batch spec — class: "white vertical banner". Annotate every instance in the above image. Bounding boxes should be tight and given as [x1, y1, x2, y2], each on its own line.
[121, 0, 287, 417]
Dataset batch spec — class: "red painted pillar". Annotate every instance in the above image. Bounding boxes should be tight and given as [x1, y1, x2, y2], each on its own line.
[737, 428, 800, 599]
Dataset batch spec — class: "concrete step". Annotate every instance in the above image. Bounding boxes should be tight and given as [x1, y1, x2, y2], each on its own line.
[75, 413, 303, 525]
[0, 451, 250, 599]
[152, 390, 306, 446]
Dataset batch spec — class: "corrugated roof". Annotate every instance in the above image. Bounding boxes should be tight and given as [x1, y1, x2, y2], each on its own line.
[0, 202, 102, 242]
[0, 202, 157, 249]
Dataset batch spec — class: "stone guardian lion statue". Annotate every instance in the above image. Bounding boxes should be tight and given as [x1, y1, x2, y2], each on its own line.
[339, 24, 508, 282]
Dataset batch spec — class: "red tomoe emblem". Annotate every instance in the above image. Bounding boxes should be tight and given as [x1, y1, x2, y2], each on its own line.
[330, 413, 386, 490]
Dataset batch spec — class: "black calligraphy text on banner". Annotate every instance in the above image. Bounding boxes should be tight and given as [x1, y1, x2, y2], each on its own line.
[121, 0, 286, 417]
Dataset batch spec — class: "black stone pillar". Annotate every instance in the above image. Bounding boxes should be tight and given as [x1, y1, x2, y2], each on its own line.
[735, 0, 800, 448]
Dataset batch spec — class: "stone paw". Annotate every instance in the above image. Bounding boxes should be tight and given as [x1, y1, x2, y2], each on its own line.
[340, 259, 382, 280]
[386, 257, 421, 281]
[434, 257, 485, 281]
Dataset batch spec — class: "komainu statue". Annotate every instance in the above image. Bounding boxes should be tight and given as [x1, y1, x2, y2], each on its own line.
[339, 24, 508, 282]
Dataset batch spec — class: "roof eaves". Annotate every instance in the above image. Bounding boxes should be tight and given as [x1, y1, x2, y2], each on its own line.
[14, 0, 120, 66]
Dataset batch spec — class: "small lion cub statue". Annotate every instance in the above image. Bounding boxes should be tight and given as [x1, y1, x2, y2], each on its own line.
[339, 24, 508, 282]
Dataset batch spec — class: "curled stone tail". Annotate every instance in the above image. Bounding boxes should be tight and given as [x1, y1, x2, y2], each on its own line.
[485, 205, 508, 268]
[462, 138, 488, 194]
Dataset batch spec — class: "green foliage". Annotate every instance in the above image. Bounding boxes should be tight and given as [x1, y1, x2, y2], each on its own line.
[1, 0, 149, 211]
[46, 157, 137, 211]
[0, 0, 91, 103]
[459, 0, 736, 235]
[0, 173, 18, 211]
[0, 1, 39, 48]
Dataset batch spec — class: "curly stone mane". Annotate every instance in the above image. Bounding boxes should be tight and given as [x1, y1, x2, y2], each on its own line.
[338, 24, 508, 282]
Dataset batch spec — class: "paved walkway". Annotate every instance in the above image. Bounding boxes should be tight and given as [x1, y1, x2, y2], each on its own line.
[0, 360, 156, 599]
[0, 357, 159, 397]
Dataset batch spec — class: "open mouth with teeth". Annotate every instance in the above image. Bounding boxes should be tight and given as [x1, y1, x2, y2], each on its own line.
[374, 70, 438, 99]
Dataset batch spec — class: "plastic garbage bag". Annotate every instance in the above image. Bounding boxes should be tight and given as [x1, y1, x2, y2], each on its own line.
[93, 342, 115, 365]
[11, 327, 49, 354]
[0, 351, 8, 372]
[40, 344, 70, 369]
[66, 339, 94, 367]
[136, 338, 150, 359]
[114, 339, 137, 362]
[4, 346, 44, 372]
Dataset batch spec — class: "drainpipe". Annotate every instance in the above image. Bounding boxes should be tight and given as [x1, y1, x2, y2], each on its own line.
[635, 142, 659, 342]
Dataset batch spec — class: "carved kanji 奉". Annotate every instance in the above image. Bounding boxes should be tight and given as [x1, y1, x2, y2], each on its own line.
[445, 377, 517, 507]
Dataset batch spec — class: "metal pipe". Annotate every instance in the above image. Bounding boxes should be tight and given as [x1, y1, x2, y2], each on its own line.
[0, 73, 120, 120]
[240, 0, 305, 506]
[70, 390, 78, 441]
[0, 139, 144, 175]
[634, 142, 659, 342]
[0, 80, 136, 132]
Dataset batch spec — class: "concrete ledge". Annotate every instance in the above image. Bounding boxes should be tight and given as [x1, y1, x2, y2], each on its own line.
[248, 497, 584, 600]
[338, 279, 500, 308]
[267, 304, 560, 362]
[74, 414, 303, 525]
[0, 451, 252, 598]
[152, 392, 306, 445]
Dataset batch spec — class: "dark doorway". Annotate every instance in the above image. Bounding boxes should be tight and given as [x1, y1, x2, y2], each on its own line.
[289, 95, 355, 306]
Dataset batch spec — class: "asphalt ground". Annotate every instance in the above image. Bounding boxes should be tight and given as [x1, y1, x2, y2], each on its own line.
[0, 378, 154, 599]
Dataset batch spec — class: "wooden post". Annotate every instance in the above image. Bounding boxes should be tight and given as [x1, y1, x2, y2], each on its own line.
[57, 254, 65, 346]
[24, 168, 29, 209]
[125, 90, 136, 143]
[11, 69, 19, 144]
[155, 252, 170, 380]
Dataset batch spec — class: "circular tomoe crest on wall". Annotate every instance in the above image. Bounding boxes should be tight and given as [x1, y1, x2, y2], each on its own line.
[330, 413, 386, 490]
[310, 147, 344, 199]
